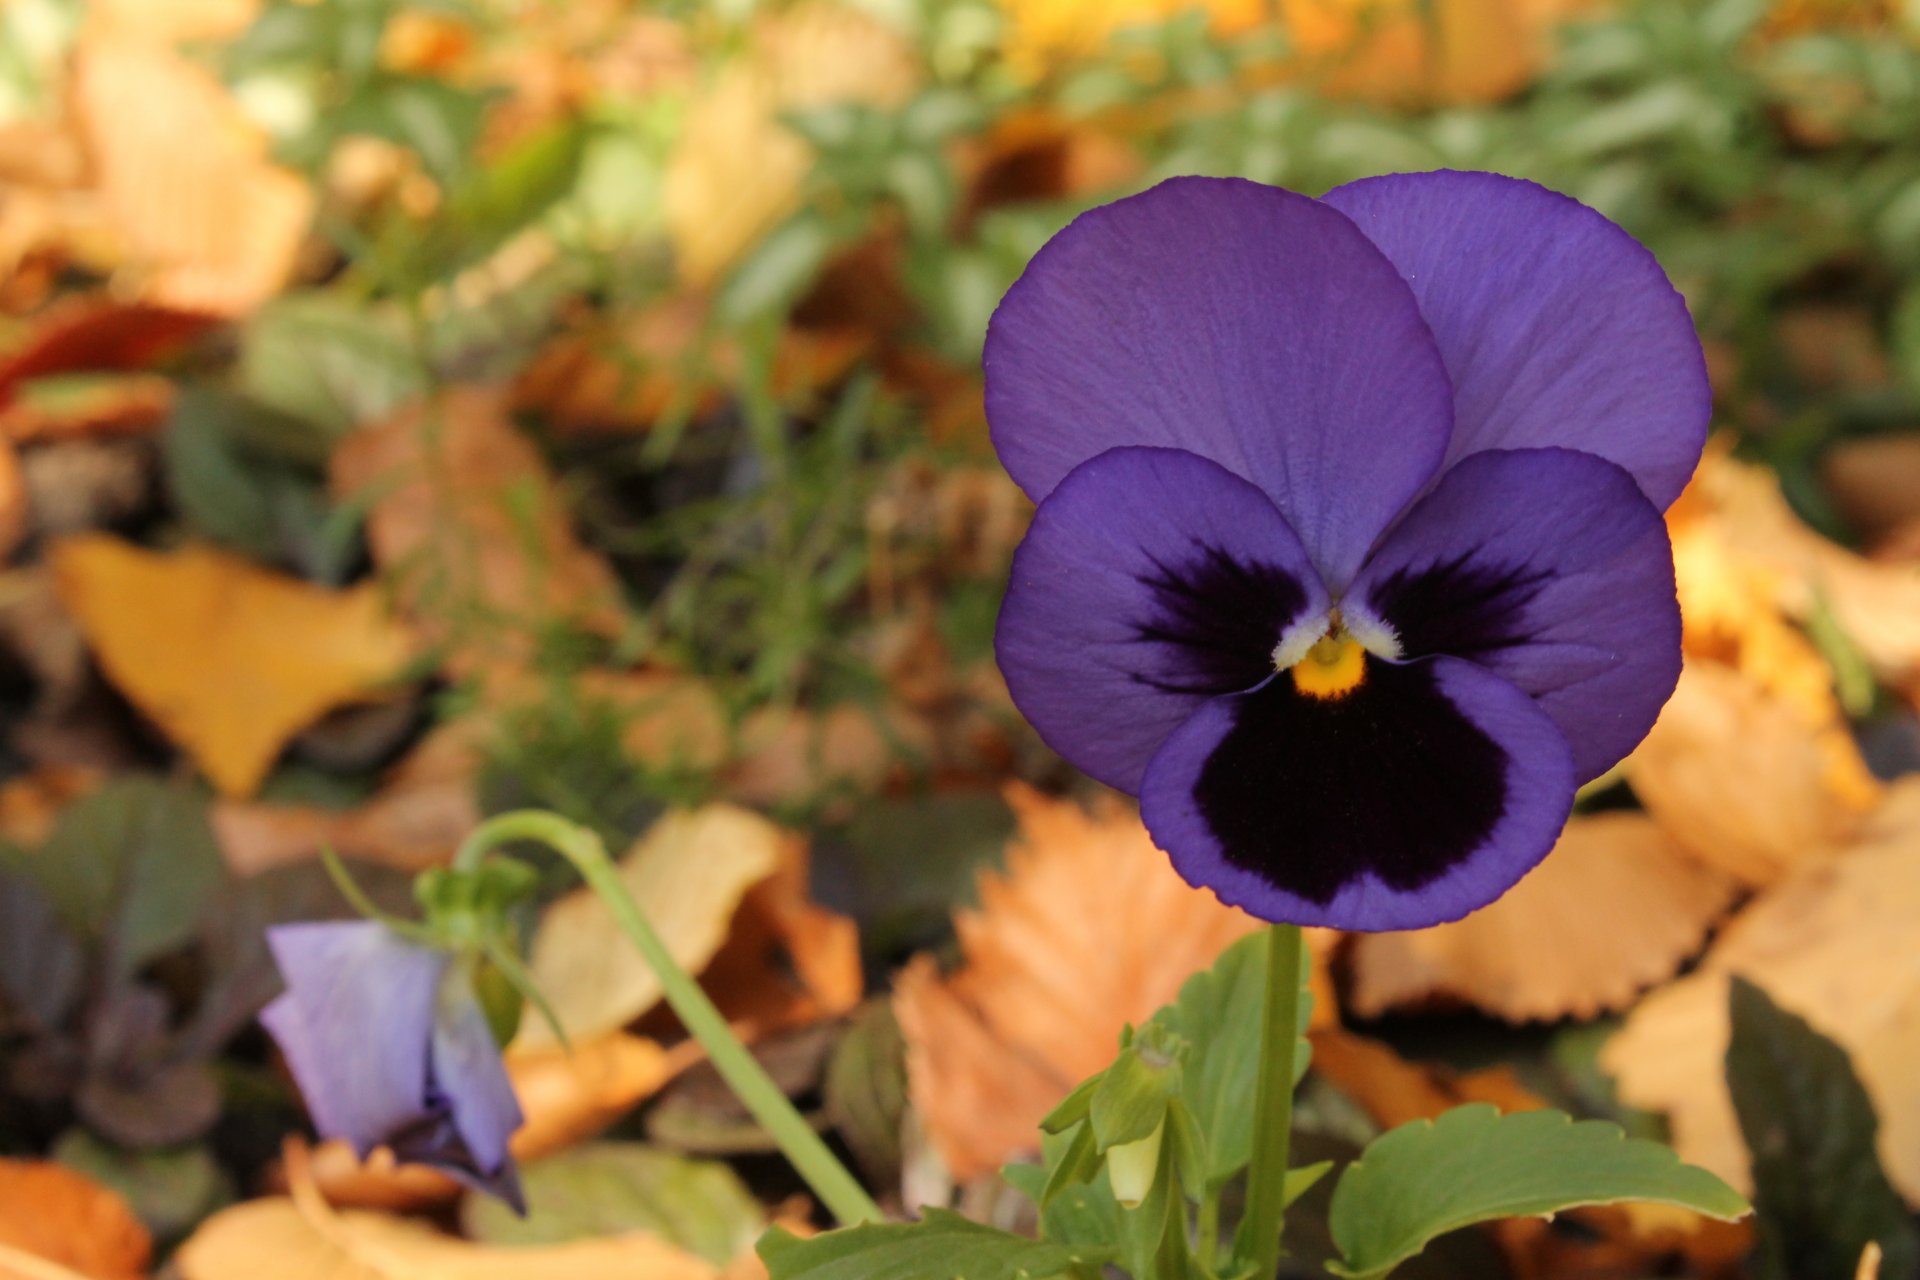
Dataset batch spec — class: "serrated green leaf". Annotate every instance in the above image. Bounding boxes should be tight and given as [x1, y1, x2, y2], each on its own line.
[1158, 930, 1310, 1186]
[1727, 977, 1920, 1280]
[461, 1142, 762, 1264]
[757, 1209, 1110, 1280]
[1327, 1104, 1748, 1279]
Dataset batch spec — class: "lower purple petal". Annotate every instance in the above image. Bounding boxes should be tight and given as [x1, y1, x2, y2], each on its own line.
[1347, 447, 1681, 783]
[426, 975, 527, 1211]
[996, 445, 1330, 793]
[1138, 656, 1575, 930]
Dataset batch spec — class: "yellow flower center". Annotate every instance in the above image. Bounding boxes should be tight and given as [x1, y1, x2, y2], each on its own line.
[1289, 628, 1366, 700]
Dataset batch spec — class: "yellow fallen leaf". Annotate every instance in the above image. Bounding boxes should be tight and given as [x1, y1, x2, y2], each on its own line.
[331, 388, 625, 671]
[73, 39, 311, 314]
[51, 535, 416, 797]
[996, 0, 1265, 76]
[310, 1032, 681, 1210]
[183, 1144, 720, 1280]
[1347, 814, 1738, 1022]
[1606, 779, 1920, 1205]
[0, 1159, 150, 1280]
[1277, 0, 1544, 107]
[85, 0, 259, 44]
[513, 806, 789, 1050]
[663, 2, 916, 286]
[1624, 661, 1877, 886]
[1688, 450, 1920, 698]
[893, 786, 1331, 1179]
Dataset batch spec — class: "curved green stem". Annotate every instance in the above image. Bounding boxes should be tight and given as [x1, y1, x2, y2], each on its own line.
[456, 810, 884, 1227]
[1236, 923, 1306, 1279]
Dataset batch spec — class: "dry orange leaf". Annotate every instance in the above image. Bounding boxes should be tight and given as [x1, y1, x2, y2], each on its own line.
[1606, 779, 1920, 1205]
[0, 1159, 150, 1280]
[663, 2, 917, 285]
[1347, 813, 1738, 1022]
[1625, 660, 1877, 886]
[73, 40, 312, 314]
[0, 299, 215, 411]
[85, 0, 259, 44]
[311, 1032, 681, 1210]
[51, 535, 416, 797]
[185, 1142, 724, 1280]
[894, 786, 1332, 1180]
[331, 388, 624, 670]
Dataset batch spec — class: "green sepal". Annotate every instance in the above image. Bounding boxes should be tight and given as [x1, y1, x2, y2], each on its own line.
[1041, 1070, 1105, 1136]
[1166, 1097, 1210, 1202]
[1040, 1121, 1101, 1207]
[1282, 1159, 1334, 1210]
[1090, 1041, 1182, 1152]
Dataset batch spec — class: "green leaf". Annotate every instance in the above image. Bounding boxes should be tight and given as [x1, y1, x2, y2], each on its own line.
[462, 1142, 762, 1265]
[52, 1131, 232, 1242]
[717, 211, 839, 324]
[1727, 977, 1920, 1280]
[757, 1209, 1111, 1280]
[821, 1001, 909, 1190]
[238, 296, 427, 434]
[1327, 1104, 1749, 1279]
[1159, 930, 1310, 1185]
[28, 779, 225, 979]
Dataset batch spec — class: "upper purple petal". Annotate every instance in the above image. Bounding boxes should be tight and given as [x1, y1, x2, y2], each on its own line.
[1138, 655, 1575, 930]
[1346, 447, 1681, 783]
[262, 921, 442, 1158]
[985, 175, 1454, 590]
[996, 445, 1330, 793]
[1321, 170, 1709, 510]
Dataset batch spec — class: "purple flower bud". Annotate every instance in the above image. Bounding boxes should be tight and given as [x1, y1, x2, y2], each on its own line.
[261, 921, 526, 1211]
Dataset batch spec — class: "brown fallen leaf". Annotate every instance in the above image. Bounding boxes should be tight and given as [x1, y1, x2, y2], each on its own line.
[0, 375, 175, 447]
[1625, 661, 1877, 885]
[513, 806, 791, 1051]
[511, 298, 867, 435]
[0, 439, 24, 559]
[1823, 435, 1920, 548]
[52, 535, 417, 797]
[1606, 779, 1920, 1204]
[331, 388, 625, 670]
[189, 1141, 724, 1280]
[0, 299, 214, 415]
[1347, 813, 1738, 1022]
[214, 722, 482, 875]
[727, 700, 936, 810]
[663, 2, 917, 286]
[73, 39, 312, 314]
[894, 786, 1333, 1180]
[0, 1159, 150, 1280]
[310, 1032, 683, 1210]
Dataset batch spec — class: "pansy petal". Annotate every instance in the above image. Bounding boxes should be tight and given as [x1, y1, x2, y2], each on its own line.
[262, 922, 444, 1157]
[424, 977, 527, 1210]
[1347, 447, 1680, 783]
[996, 445, 1330, 793]
[1322, 170, 1709, 509]
[1139, 656, 1575, 930]
[986, 175, 1453, 588]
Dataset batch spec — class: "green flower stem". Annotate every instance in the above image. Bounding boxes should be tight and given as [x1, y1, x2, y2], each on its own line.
[454, 810, 884, 1227]
[1237, 923, 1306, 1279]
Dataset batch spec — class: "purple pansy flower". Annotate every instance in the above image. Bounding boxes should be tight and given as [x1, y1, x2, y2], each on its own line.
[261, 921, 526, 1209]
[989, 171, 1705, 931]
